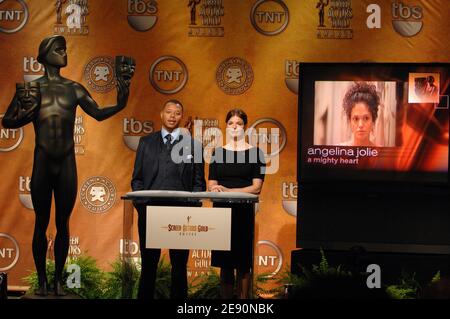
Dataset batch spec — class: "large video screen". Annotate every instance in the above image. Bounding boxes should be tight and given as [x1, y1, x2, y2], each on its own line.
[298, 63, 450, 185]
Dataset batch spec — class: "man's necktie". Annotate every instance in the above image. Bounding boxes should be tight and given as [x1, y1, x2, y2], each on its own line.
[165, 134, 172, 150]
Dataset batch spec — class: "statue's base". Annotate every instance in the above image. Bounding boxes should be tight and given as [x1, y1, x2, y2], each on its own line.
[21, 292, 82, 299]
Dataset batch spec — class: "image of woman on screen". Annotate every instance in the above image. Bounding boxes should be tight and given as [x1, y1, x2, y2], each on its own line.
[340, 82, 380, 147]
[208, 108, 266, 299]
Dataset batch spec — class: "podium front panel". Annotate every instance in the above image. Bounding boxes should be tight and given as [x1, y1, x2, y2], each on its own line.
[146, 206, 232, 250]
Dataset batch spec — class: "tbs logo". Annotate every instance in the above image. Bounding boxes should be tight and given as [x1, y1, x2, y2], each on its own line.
[19, 176, 33, 210]
[366, 2, 423, 37]
[391, 1, 423, 37]
[123, 118, 154, 151]
[23, 57, 44, 82]
[127, 0, 158, 32]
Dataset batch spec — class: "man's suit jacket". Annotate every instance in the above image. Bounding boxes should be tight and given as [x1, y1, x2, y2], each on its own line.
[131, 130, 206, 195]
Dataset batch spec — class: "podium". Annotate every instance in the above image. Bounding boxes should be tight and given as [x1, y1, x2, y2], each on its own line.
[121, 190, 259, 298]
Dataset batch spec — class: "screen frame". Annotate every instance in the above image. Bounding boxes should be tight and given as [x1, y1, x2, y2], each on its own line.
[297, 62, 450, 190]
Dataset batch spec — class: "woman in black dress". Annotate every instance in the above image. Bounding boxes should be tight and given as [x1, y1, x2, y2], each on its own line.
[208, 109, 265, 299]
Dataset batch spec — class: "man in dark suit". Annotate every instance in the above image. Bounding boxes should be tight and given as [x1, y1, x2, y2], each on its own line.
[131, 99, 206, 299]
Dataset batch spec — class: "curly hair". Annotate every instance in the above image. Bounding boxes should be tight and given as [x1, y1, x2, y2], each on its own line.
[342, 82, 380, 122]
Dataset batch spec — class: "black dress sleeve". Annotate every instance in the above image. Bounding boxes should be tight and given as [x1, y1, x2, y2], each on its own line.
[252, 147, 266, 180]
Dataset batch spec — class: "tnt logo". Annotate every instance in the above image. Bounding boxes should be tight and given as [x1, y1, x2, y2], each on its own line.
[250, 0, 289, 36]
[0, 114, 24, 152]
[0, 233, 20, 272]
[391, 1, 423, 37]
[0, 0, 28, 34]
[127, 0, 158, 32]
[149, 56, 188, 94]
[247, 118, 286, 174]
[23, 57, 45, 82]
[256, 240, 283, 278]
[123, 118, 154, 151]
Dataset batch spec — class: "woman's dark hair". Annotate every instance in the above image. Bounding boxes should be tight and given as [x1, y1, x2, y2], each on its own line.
[343, 82, 380, 122]
[225, 108, 248, 125]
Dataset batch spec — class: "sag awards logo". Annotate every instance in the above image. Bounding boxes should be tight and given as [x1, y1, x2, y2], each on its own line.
[285, 60, 299, 94]
[188, 0, 224, 37]
[123, 117, 154, 151]
[282, 182, 297, 217]
[127, 0, 158, 32]
[80, 176, 116, 213]
[19, 175, 33, 210]
[162, 216, 213, 237]
[316, 0, 353, 39]
[74, 115, 86, 155]
[0, 233, 20, 272]
[84, 56, 116, 93]
[23, 56, 44, 82]
[0, 0, 28, 34]
[187, 117, 220, 161]
[188, 249, 211, 278]
[256, 240, 283, 278]
[68, 236, 82, 258]
[250, 0, 289, 36]
[54, 0, 89, 36]
[391, 1, 423, 37]
[0, 114, 24, 152]
[216, 57, 253, 95]
[149, 56, 188, 94]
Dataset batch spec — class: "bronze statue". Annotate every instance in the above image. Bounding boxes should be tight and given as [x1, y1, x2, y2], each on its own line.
[115, 55, 136, 87]
[2, 35, 135, 296]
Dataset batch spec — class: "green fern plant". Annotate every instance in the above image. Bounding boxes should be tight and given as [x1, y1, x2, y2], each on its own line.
[102, 258, 140, 299]
[24, 255, 105, 299]
[431, 271, 441, 284]
[385, 270, 421, 299]
[154, 257, 172, 299]
[188, 269, 221, 299]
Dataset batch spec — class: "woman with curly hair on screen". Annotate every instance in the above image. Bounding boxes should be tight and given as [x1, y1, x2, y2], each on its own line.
[340, 82, 380, 147]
